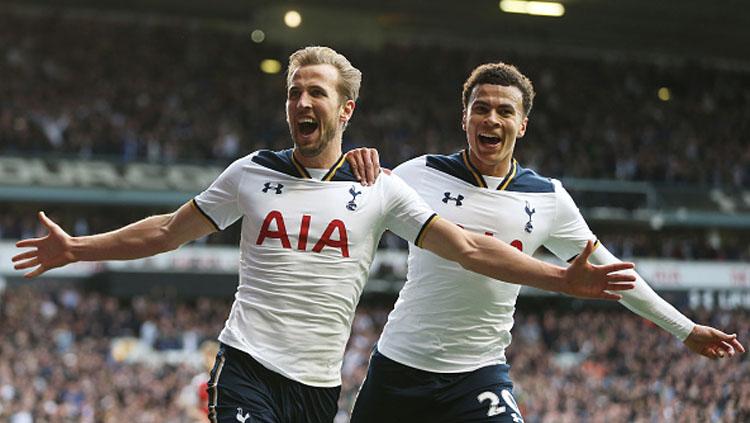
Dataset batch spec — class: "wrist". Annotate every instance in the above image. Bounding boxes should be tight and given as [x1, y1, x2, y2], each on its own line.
[554, 265, 569, 294]
[538, 264, 567, 294]
[67, 236, 84, 263]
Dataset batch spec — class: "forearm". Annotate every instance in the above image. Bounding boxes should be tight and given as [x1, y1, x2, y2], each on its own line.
[422, 219, 567, 291]
[459, 232, 567, 291]
[70, 213, 180, 262]
[591, 246, 695, 340]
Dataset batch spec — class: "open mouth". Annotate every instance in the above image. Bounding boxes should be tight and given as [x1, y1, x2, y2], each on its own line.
[478, 134, 501, 145]
[297, 118, 319, 136]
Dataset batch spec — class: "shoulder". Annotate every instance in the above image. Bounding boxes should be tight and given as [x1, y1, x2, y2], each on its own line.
[393, 155, 428, 175]
[424, 151, 465, 175]
[248, 149, 312, 179]
[506, 163, 556, 193]
[250, 149, 293, 170]
[424, 151, 481, 186]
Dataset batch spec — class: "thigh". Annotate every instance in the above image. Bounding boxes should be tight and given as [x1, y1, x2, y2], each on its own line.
[289, 384, 340, 423]
[350, 351, 431, 423]
[440, 366, 524, 423]
[207, 345, 280, 423]
[456, 384, 524, 423]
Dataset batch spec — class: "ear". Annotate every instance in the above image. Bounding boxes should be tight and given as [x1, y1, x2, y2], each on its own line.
[340, 99, 356, 124]
[461, 109, 467, 132]
[516, 116, 529, 138]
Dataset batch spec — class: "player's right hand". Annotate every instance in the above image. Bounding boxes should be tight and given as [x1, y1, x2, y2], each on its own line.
[561, 240, 636, 300]
[345, 147, 381, 186]
[12, 211, 77, 278]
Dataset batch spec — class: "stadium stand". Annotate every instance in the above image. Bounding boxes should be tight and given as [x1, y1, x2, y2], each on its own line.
[2, 12, 749, 189]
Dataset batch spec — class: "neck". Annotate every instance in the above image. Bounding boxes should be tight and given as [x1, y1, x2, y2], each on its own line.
[293, 140, 342, 169]
[467, 149, 512, 177]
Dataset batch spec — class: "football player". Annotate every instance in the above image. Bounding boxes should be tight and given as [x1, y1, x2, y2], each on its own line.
[347, 62, 744, 423]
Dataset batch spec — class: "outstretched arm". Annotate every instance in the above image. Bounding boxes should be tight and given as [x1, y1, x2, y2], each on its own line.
[419, 217, 636, 300]
[12, 201, 216, 278]
[589, 244, 745, 359]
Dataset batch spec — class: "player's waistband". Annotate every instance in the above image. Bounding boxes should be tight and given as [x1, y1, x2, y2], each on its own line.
[372, 347, 513, 385]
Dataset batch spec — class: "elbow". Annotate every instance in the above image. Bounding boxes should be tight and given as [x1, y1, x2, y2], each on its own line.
[157, 230, 182, 253]
[453, 239, 482, 272]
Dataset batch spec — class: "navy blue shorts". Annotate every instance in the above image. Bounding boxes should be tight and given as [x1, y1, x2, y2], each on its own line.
[350, 348, 524, 423]
[207, 343, 340, 423]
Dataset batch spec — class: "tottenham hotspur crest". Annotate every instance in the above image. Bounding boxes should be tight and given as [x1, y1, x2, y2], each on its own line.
[347, 185, 362, 211]
[524, 201, 535, 233]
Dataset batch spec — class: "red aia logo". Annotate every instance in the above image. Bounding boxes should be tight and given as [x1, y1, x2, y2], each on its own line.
[256, 210, 349, 257]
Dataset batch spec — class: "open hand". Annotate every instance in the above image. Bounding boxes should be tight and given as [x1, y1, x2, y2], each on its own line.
[684, 325, 745, 359]
[12, 212, 76, 278]
[561, 240, 636, 300]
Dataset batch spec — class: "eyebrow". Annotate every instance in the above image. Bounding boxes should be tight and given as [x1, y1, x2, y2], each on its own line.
[288, 84, 328, 93]
[472, 99, 516, 110]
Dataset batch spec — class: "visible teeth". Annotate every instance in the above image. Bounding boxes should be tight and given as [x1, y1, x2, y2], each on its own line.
[298, 118, 316, 123]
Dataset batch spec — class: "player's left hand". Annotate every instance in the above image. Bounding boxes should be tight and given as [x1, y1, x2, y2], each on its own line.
[345, 147, 381, 186]
[683, 325, 745, 359]
[561, 240, 636, 300]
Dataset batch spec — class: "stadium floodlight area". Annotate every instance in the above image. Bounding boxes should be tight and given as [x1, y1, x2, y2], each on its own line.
[499, 0, 565, 17]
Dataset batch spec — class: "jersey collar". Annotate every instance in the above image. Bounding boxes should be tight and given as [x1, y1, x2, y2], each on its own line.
[252, 149, 357, 182]
[461, 149, 517, 190]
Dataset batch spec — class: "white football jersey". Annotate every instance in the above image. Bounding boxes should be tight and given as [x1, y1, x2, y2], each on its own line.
[378, 150, 596, 373]
[193, 149, 436, 387]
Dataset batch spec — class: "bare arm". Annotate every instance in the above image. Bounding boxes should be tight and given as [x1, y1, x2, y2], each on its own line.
[420, 218, 636, 300]
[12, 201, 216, 278]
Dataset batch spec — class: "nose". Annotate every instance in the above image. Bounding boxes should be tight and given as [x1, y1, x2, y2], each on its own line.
[484, 110, 501, 127]
[297, 91, 313, 109]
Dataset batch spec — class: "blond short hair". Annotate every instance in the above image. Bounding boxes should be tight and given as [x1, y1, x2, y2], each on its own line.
[287, 46, 362, 104]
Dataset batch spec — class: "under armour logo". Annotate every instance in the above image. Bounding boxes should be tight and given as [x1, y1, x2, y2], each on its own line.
[236, 408, 250, 422]
[346, 185, 362, 211]
[262, 182, 284, 194]
[524, 201, 535, 233]
[442, 192, 464, 206]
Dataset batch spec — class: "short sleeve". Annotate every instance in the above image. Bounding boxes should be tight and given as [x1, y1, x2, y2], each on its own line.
[381, 171, 438, 247]
[543, 179, 597, 261]
[193, 157, 246, 230]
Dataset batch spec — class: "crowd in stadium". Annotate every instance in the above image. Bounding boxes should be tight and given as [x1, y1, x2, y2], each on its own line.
[0, 286, 747, 422]
[2, 12, 749, 189]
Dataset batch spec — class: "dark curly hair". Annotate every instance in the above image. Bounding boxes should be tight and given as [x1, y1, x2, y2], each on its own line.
[462, 63, 535, 116]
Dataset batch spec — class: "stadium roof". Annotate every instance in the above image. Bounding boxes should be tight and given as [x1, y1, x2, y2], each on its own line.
[11, 0, 750, 64]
